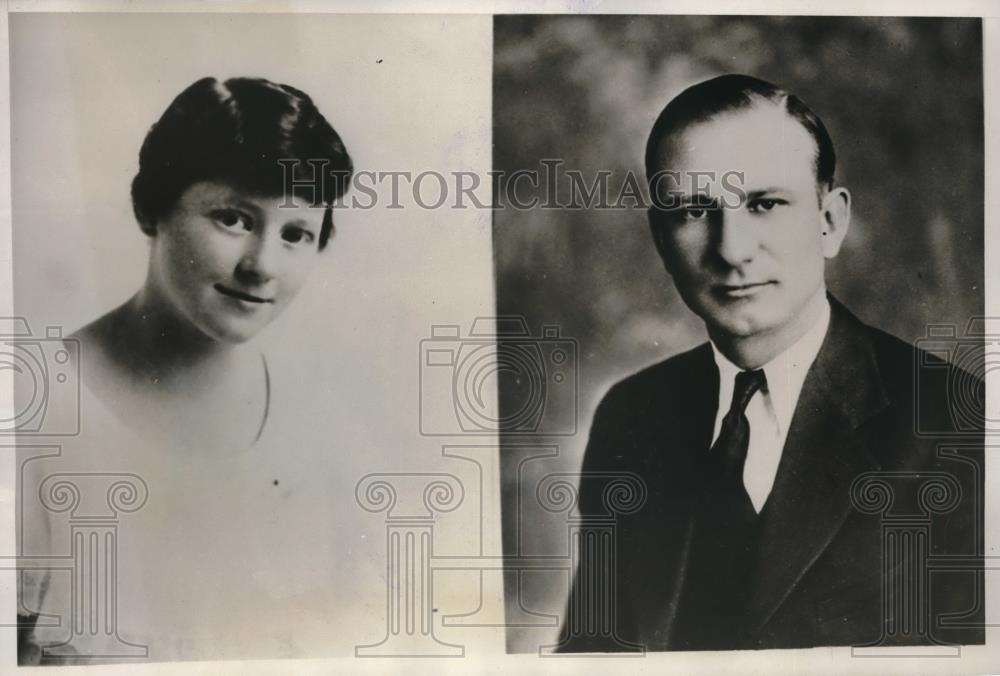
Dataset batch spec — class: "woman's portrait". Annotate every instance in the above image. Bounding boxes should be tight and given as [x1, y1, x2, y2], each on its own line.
[74, 75, 352, 452]
[73, 77, 351, 452]
[18, 71, 357, 663]
[11, 12, 497, 666]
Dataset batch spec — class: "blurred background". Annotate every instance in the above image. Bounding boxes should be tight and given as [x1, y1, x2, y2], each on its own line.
[493, 15, 984, 653]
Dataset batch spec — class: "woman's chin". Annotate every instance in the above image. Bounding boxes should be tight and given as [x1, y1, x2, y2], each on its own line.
[198, 319, 268, 346]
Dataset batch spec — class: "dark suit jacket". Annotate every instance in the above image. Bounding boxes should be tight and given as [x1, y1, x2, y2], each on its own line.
[559, 297, 983, 652]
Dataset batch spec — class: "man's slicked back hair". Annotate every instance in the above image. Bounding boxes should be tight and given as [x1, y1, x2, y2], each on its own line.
[644, 74, 836, 195]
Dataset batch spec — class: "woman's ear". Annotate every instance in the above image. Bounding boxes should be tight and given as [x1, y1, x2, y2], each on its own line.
[133, 203, 157, 237]
[819, 186, 851, 259]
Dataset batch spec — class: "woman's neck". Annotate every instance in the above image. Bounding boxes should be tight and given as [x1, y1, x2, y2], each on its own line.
[74, 290, 268, 454]
[98, 288, 244, 393]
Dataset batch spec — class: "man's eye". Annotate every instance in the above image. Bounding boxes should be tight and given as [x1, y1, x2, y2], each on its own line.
[281, 227, 315, 245]
[747, 198, 782, 213]
[212, 209, 252, 231]
[683, 207, 709, 222]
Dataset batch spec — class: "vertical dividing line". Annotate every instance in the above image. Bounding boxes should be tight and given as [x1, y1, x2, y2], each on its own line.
[601, 529, 612, 637]
[917, 530, 928, 638]
[406, 530, 415, 636]
[390, 530, 400, 636]
[899, 530, 906, 637]
[89, 531, 98, 635]
[421, 529, 431, 636]
[901, 530, 911, 637]
[585, 530, 595, 636]
[104, 531, 112, 636]
[578, 530, 585, 636]
[73, 531, 83, 635]
[570, 530, 581, 633]
[109, 530, 117, 636]
[882, 531, 899, 636]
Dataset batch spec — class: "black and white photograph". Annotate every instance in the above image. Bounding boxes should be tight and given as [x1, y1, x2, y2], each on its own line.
[494, 14, 986, 655]
[0, 4, 998, 676]
[9, 11, 499, 666]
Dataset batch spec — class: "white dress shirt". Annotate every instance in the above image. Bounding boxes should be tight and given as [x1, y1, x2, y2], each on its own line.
[710, 299, 831, 513]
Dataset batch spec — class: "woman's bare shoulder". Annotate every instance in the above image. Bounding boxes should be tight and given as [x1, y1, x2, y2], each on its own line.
[69, 304, 123, 352]
[67, 302, 138, 392]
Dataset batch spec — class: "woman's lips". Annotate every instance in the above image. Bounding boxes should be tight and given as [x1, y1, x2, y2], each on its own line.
[214, 284, 273, 304]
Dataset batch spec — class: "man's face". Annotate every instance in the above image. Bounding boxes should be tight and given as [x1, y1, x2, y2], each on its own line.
[650, 103, 846, 342]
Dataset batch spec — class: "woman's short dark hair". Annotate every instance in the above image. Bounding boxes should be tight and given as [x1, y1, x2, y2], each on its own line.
[644, 74, 836, 197]
[131, 76, 353, 250]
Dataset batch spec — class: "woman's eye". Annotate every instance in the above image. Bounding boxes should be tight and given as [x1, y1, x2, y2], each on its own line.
[282, 227, 315, 245]
[212, 209, 252, 231]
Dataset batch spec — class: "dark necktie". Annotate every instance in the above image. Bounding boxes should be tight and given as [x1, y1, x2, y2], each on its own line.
[705, 368, 766, 519]
[673, 368, 768, 650]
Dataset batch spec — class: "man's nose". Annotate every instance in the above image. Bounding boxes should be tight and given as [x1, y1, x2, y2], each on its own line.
[236, 232, 279, 284]
[714, 208, 759, 267]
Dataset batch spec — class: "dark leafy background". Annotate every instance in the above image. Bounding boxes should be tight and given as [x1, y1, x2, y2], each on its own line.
[493, 15, 983, 652]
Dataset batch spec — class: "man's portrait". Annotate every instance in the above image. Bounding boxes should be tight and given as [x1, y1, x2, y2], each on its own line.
[493, 16, 984, 654]
[561, 73, 984, 651]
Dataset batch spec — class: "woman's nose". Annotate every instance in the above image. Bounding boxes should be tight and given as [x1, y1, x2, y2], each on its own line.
[235, 233, 279, 283]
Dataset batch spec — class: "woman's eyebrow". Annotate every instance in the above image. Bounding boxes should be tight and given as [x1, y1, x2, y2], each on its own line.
[227, 197, 265, 217]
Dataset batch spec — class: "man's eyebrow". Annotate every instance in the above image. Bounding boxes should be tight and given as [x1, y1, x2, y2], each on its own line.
[745, 188, 790, 199]
[674, 193, 720, 206]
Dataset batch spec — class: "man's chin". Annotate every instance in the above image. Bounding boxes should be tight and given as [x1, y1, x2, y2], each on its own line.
[701, 305, 776, 340]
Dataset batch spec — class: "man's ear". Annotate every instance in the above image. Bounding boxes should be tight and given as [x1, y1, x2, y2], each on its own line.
[819, 186, 851, 259]
[647, 207, 674, 273]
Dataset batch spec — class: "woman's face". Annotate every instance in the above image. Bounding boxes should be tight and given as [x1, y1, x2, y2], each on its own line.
[147, 181, 327, 344]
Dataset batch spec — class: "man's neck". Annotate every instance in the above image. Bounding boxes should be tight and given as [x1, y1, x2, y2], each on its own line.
[709, 287, 828, 370]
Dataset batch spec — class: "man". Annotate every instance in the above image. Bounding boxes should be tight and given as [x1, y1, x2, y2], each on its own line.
[558, 74, 983, 652]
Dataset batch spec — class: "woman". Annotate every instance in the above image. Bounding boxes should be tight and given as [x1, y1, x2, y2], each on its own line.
[19, 76, 354, 663]
[75, 75, 353, 451]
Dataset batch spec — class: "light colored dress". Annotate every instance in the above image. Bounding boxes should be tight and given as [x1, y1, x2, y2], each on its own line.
[17, 349, 367, 663]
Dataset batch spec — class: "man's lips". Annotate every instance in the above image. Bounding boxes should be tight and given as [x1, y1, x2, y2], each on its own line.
[214, 284, 273, 303]
[712, 281, 775, 298]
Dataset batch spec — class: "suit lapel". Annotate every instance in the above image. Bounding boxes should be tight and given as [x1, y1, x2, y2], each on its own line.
[631, 343, 718, 648]
[744, 297, 888, 633]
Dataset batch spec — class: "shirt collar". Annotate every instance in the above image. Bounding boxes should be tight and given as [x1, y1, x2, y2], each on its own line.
[711, 297, 831, 436]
